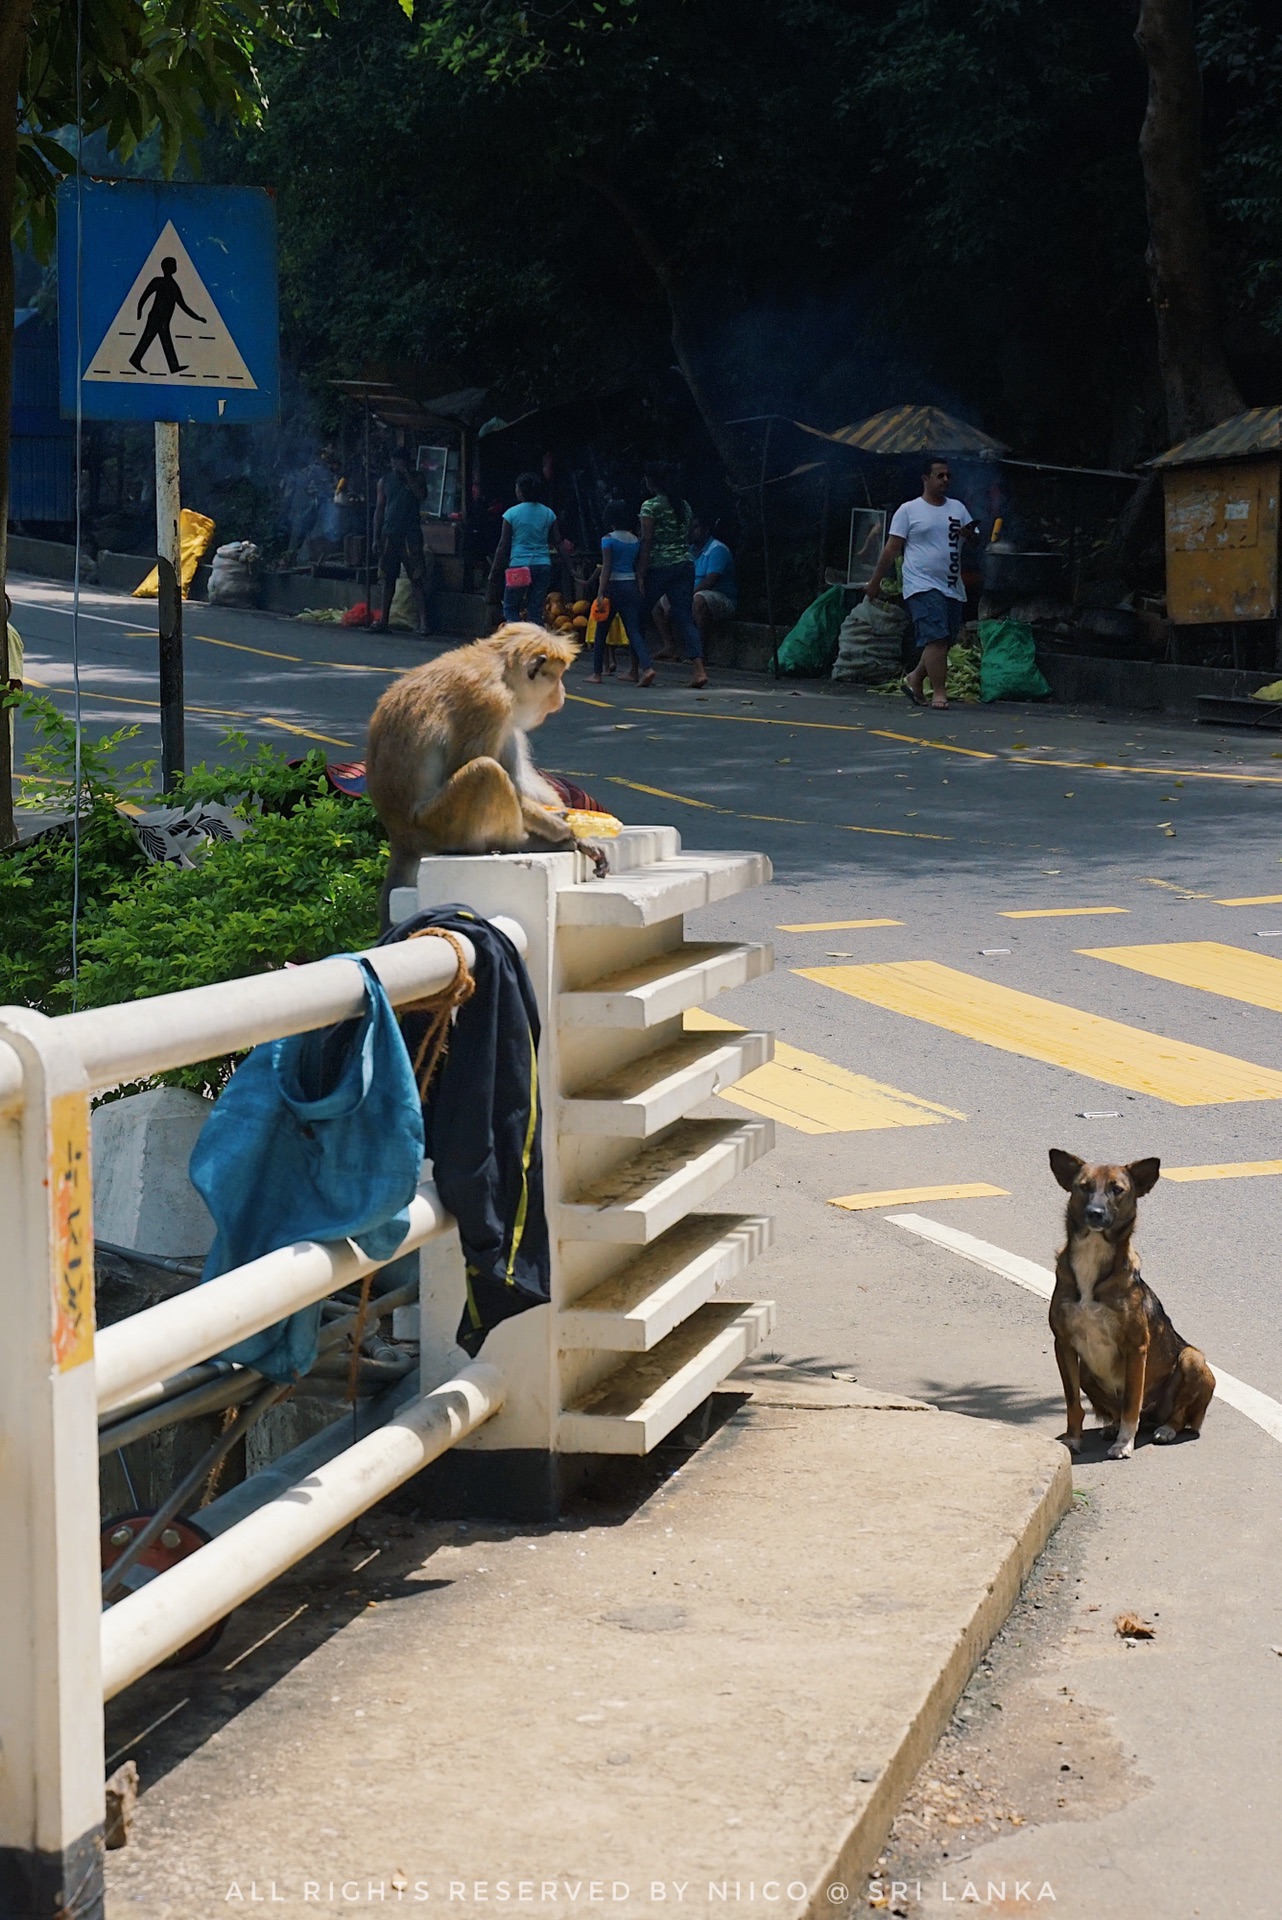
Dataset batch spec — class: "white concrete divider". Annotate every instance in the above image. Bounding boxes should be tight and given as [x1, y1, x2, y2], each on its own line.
[0, 919, 522, 1920]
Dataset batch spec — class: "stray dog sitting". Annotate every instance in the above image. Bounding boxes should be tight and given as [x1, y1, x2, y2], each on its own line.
[1048, 1150, 1215, 1460]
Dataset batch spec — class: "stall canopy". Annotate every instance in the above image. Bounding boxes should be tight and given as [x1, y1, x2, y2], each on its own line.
[794, 403, 1007, 457]
[1149, 406, 1282, 468]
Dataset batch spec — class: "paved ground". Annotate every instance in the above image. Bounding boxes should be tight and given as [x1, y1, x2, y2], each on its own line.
[15, 578, 1282, 1915]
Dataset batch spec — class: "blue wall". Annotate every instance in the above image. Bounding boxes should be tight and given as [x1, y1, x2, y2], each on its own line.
[11, 308, 74, 522]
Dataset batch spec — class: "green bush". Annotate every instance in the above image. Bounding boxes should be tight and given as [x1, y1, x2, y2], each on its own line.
[1, 697, 385, 1096]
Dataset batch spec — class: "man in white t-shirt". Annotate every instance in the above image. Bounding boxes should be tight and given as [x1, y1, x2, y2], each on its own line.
[863, 456, 982, 710]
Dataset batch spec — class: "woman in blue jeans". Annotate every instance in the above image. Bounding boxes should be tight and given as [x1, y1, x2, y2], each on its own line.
[590, 500, 653, 685]
[490, 472, 561, 624]
[638, 461, 707, 688]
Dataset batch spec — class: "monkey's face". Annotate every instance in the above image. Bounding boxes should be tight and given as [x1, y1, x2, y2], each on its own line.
[510, 653, 570, 730]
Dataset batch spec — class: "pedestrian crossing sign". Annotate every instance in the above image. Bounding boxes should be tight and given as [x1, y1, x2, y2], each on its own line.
[58, 181, 279, 424]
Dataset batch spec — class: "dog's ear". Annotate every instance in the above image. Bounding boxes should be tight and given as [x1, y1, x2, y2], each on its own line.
[1127, 1156, 1161, 1197]
[1049, 1148, 1084, 1192]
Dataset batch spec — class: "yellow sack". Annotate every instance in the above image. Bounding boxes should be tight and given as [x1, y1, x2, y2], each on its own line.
[134, 509, 216, 599]
[583, 612, 628, 652]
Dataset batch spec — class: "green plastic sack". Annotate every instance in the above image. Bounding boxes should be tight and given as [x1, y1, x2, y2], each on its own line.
[774, 585, 846, 676]
[978, 619, 1051, 702]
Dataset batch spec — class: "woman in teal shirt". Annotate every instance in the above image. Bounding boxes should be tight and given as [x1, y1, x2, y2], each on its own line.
[490, 472, 561, 624]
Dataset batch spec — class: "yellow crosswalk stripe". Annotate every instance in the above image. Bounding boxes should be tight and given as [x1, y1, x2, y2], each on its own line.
[1080, 941, 1282, 1013]
[684, 1009, 964, 1134]
[1163, 1160, 1282, 1183]
[998, 907, 1128, 919]
[1216, 895, 1282, 907]
[796, 959, 1282, 1106]
[777, 919, 902, 932]
[830, 1183, 1007, 1211]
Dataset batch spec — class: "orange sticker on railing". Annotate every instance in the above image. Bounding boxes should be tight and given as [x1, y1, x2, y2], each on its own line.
[50, 1091, 94, 1370]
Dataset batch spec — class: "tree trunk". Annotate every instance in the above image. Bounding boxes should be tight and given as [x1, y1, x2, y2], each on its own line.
[0, 0, 30, 848]
[1135, 0, 1244, 446]
[580, 174, 753, 487]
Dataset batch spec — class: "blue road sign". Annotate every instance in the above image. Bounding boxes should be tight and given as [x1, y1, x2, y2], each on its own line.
[58, 181, 279, 424]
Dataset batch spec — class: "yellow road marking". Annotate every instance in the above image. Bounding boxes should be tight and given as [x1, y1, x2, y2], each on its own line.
[796, 959, 1282, 1105]
[602, 776, 947, 840]
[197, 633, 306, 664]
[1080, 940, 1282, 1013]
[1216, 895, 1282, 907]
[684, 1008, 963, 1134]
[840, 823, 950, 842]
[565, 691, 1282, 783]
[778, 919, 902, 932]
[998, 907, 1128, 919]
[23, 678, 357, 749]
[606, 776, 722, 810]
[830, 1182, 1008, 1211]
[1163, 1160, 1282, 1183]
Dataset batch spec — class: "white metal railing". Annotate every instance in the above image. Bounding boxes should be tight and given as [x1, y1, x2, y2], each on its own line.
[0, 917, 523, 1913]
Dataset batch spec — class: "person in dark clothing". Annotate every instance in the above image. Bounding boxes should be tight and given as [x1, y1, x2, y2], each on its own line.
[129, 257, 206, 374]
[373, 456, 429, 633]
[380, 906, 550, 1355]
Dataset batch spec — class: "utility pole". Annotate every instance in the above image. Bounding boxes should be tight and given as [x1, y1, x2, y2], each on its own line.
[154, 420, 184, 790]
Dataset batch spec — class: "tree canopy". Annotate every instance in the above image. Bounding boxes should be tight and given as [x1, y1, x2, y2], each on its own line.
[217, 0, 1282, 471]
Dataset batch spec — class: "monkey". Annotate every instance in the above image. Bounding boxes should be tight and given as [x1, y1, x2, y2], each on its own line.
[366, 622, 608, 921]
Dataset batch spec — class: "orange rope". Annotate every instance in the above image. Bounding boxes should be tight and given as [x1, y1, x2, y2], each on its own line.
[401, 926, 475, 1100]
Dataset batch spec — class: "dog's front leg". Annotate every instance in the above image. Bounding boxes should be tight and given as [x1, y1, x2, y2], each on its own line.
[1053, 1337, 1085, 1453]
[1108, 1344, 1147, 1460]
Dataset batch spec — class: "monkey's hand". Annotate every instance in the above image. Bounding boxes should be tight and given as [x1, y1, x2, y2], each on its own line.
[579, 840, 610, 879]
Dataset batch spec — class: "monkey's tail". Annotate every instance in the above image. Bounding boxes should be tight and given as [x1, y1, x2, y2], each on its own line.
[379, 846, 421, 932]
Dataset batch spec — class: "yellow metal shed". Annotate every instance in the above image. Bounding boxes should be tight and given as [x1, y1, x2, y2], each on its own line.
[1151, 408, 1282, 629]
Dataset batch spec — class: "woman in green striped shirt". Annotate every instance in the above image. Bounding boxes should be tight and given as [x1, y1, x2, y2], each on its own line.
[638, 461, 708, 688]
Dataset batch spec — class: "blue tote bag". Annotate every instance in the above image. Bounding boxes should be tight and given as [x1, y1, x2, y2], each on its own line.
[190, 958, 425, 1383]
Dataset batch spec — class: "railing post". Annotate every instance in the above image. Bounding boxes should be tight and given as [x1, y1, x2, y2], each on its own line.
[0, 1011, 106, 1920]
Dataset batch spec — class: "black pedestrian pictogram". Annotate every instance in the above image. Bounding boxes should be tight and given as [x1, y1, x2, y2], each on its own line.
[129, 257, 206, 374]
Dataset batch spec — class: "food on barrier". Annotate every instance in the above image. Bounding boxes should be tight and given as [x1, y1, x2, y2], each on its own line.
[562, 808, 622, 837]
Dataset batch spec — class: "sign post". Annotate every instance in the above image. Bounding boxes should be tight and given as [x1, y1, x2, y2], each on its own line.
[58, 182, 279, 786]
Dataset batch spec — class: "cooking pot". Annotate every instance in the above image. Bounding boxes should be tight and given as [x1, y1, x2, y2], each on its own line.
[981, 547, 1069, 599]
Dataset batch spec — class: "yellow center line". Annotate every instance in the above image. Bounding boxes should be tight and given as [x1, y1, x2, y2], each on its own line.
[568, 690, 1281, 784]
[1217, 895, 1282, 907]
[71, 622, 401, 678]
[797, 958, 1282, 1105]
[605, 776, 724, 811]
[602, 775, 946, 839]
[829, 1182, 1008, 1211]
[23, 677, 356, 749]
[998, 906, 1128, 919]
[1012, 753, 1282, 787]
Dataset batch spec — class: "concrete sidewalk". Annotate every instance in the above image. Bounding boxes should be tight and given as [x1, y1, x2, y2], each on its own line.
[104, 1381, 1070, 1920]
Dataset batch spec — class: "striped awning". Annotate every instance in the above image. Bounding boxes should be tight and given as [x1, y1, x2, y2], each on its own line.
[794, 404, 1007, 456]
[1150, 406, 1282, 468]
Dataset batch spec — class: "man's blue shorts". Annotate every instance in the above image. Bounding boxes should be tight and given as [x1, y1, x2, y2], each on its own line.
[906, 589, 965, 649]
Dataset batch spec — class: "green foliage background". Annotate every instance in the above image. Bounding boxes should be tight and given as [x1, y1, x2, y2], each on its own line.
[0, 699, 384, 1097]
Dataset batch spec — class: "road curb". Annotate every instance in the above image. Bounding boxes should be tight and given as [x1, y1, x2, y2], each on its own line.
[801, 1429, 1073, 1918]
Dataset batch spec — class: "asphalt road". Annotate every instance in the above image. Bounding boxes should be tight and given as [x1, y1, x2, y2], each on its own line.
[14, 576, 1282, 1915]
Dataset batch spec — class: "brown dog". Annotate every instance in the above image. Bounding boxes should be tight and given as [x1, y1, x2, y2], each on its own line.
[1048, 1150, 1215, 1459]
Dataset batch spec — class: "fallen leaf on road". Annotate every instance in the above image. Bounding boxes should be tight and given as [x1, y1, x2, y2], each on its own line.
[1115, 1612, 1155, 1639]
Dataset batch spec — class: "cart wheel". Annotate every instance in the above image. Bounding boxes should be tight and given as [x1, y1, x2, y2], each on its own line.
[100, 1511, 229, 1666]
